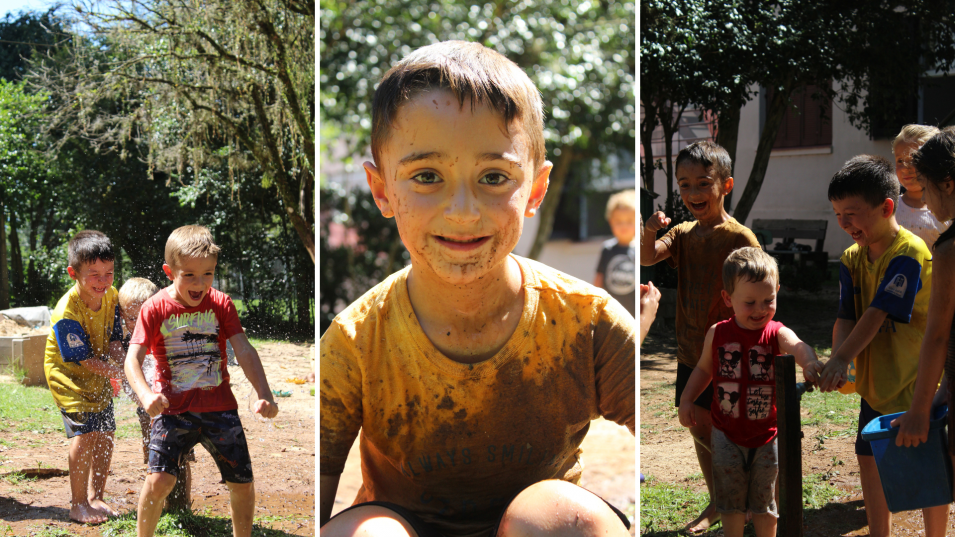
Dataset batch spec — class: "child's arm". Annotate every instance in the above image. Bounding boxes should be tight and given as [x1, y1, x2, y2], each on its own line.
[125, 343, 168, 417]
[77, 352, 125, 379]
[818, 307, 889, 391]
[893, 242, 955, 446]
[230, 332, 278, 419]
[593, 272, 604, 288]
[640, 210, 672, 266]
[777, 326, 822, 383]
[678, 325, 716, 427]
[319, 474, 340, 525]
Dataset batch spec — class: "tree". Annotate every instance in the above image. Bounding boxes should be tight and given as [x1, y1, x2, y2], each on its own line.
[28, 0, 316, 261]
[320, 0, 634, 260]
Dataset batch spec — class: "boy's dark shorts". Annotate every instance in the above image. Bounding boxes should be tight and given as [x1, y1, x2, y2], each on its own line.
[321, 484, 631, 535]
[675, 362, 713, 409]
[148, 409, 253, 483]
[855, 398, 882, 457]
[61, 402, 116, 438]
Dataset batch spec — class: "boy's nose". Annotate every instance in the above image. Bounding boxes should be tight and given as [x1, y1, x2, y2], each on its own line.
[445, 185, 480, 224]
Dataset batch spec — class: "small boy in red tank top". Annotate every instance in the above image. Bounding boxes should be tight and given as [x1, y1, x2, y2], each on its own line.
[678, 247, 823, 537]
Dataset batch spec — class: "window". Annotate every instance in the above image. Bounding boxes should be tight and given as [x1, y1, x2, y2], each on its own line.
[772, 83, 832, 149]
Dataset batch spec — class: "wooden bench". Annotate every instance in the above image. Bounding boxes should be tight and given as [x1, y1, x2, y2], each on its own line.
[752, 219, 830, 278]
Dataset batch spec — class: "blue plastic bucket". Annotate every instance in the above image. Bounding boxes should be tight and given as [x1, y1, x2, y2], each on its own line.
[860, 405, 953, 513]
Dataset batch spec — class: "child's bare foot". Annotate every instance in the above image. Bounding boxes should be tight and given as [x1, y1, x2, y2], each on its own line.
[88, 498, 119, 517]
[684, 503, 720, 534]
[70, 502, 108, 524]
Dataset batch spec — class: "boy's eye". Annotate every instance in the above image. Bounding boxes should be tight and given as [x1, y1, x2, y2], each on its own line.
[412, 172, 440, 184]
[479, 173, 508, 185]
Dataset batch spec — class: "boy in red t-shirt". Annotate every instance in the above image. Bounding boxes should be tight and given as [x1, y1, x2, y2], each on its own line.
[679, 247, 821, 537]
[125, 225, 278, 537]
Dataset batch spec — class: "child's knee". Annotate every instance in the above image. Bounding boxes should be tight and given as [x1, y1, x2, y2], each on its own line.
[225, 480, 254, 499]
[144, 472, 178, 498]
[498, 480, 625, 536]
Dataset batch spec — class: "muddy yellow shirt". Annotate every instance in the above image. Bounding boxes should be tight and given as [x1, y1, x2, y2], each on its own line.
[837, 227, 931, 414]
[44, 285, 123, 412]
[320, 255, 635, 537]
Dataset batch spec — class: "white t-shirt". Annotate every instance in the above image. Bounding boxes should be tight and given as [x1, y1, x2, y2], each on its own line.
[896, 198, 949, 250]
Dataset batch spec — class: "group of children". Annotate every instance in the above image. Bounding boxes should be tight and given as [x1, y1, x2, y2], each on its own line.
[642, 125, 955, 537]
[43, 225, 279, 537]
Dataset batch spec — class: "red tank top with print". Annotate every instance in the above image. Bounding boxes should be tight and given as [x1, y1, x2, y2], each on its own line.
[710, 317, 783, 448]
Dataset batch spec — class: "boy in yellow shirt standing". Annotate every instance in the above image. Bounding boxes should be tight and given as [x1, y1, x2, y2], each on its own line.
[44, 230, 126, 524]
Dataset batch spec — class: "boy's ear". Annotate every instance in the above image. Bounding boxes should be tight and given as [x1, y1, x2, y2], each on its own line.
[721, 289, 733, 308]
[66, 266, 77, 281]
[162, 264, 175, 282]
[722, 176, 734, 194]
[364, 161, 395, 218]
[525, 161, 553, 217]
[881, 198, 894, 218]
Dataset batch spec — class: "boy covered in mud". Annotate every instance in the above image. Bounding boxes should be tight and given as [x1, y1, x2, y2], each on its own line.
[44, 230, 125, 524]
[320, 41, 635, 537]
[125, 225, 278, 537]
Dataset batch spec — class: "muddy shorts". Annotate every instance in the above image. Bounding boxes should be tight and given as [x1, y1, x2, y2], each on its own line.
[711, 428, 778, 517]
[136, 406, 195, 466]
[675, 362, 713, 409]
[148, 409, 253, 483]
[60, 402, 116, 438]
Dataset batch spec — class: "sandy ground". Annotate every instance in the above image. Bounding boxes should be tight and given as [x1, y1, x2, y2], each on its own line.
[0, 340, 315, 536]
[640, 331, 955, 536]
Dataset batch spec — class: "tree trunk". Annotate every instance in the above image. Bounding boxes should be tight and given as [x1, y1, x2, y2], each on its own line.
[527, 145, 574, 261]
[732, 81, 793, 226]
[9, 213, 22, 298]
[660, 103, 687, 214]
[640, 101, 659, 192]
[715, 103, 742, 210]
[0, 202, 8, 310]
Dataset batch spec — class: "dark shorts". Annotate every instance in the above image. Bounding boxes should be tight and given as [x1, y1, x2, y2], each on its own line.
[321, 484, 631, 535]
[60, 402, 116, 438]
[855, 398, 882, 457]
[676, 362, 713, 409]
[149, 409, 253, 483]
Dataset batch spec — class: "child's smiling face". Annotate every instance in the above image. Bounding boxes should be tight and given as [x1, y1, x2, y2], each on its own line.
[676, 162, 731, 225]
[163, 255, 216, 307]
[365, 89, 550, 286]
[68, 259, 114, 308]
[722, 277, 778, 331]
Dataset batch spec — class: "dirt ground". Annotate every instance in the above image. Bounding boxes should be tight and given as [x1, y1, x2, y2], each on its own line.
[640, 330, 955, 536]
[329, 416, 637, 534]
[0, 340, 315, 536]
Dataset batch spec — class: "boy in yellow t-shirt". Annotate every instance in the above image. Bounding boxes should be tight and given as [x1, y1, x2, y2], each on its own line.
[44, 230, 126, 524]
[818, 155, 944, 537]
[320, 41, 635, 537]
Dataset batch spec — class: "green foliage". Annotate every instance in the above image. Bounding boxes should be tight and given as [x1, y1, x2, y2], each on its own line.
[101, 508, 300, 536]
[319, 182, 407, 336]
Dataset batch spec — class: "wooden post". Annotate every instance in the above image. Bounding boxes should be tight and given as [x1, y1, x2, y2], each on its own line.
[775, 354, 803, 537]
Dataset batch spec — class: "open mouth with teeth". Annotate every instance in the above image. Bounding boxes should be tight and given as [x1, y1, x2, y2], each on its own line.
[188, 290, 204, 302]
[435, 235, 491, 250]
[689, 201, 707, 212]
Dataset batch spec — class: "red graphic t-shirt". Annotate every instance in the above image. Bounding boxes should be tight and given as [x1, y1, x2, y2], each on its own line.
[710, 317, 783, 448]
[131, 287, 244, 414]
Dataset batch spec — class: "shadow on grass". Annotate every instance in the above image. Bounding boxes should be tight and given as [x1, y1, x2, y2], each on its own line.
[100, 509, 301, 537]
[0, 496, 70, 525]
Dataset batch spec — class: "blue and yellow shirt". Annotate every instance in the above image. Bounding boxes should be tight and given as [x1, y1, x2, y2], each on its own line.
[838, 227, 931, 414]
[44, 285, 123, 412]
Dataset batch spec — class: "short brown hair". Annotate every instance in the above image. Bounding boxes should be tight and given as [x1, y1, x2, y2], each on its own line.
[164, 225, 221, 268]
[892, 124, 940, 153]
[605, 189, 636, 221]
[675, 141, 733, 183]
[723, 247, 779, 296]
[68, 230, 114, 270]
[118, 277, 159, 310]
[371, 40, 545, 174]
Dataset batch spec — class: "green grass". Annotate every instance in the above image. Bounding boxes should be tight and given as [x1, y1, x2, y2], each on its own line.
[799, 389, 861, 429]
[0, 383, 62, 433]
[802, 473, 849, 508]
[640, 476, 712, 535]
[100, 509, 302, 537]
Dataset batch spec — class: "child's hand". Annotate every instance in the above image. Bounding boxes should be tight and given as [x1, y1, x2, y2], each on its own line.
[645, 211, 671, 233]
[141, 392, 169, 418]
[817, 357, 848, 392]
[678, 403, 696, 428]
[802, 360, 823, 383]
[891, 409, 930, 448]
[253, 399, 279, 419]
